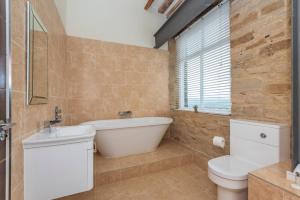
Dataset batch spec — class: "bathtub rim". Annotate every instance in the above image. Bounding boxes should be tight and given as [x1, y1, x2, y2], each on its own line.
[81, 117, 173, 131]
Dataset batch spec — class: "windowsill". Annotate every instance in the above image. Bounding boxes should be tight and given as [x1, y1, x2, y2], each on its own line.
[174, 108, 231, 116]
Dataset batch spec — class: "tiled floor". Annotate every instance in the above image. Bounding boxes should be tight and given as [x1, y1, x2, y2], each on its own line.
[59, 140, 217, 200]
[61, 164, 217, 200]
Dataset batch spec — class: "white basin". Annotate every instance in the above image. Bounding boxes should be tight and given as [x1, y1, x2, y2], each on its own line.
[23, 125, 95, 149]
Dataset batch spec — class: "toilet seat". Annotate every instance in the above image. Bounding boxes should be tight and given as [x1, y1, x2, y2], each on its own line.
[208, 170, 248, 190]
[208, 155, 259, 191]
[208, 155, 258, 181]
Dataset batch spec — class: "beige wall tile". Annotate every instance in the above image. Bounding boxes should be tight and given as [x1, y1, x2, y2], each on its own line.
[11, 0, 67, 198]
[66, 36, 170, 124]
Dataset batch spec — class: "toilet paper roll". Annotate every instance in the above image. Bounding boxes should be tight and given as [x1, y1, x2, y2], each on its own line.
[213, 136, 225, 149]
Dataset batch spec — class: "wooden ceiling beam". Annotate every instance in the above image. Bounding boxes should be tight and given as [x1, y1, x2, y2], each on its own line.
[158, 0, 174, 14]
[144, 0, 155, 10]
[166, 0, 184, 18]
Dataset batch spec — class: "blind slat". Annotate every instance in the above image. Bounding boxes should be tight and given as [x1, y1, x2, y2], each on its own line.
[175, 0, 231, 114]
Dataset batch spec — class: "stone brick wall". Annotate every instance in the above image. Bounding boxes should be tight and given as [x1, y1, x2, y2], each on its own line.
[231, 0, 291, 124]
[171, 111, 230, 157]
[169, 0, 292, 159]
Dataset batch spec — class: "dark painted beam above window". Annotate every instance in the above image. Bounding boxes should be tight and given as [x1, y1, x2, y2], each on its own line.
[154, 0, 220, 48]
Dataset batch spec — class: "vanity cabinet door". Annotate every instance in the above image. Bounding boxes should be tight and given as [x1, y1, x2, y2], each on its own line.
[24, 141, 93, 200]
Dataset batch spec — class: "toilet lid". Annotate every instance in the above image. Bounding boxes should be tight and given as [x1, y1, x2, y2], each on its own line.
[208, 155, 259, 181]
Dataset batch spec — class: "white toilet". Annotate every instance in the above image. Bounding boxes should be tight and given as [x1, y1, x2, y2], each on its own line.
[208, 119, 290, 200]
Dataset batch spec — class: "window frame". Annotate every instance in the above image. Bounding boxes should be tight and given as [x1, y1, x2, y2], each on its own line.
[176, 1, 231, 115]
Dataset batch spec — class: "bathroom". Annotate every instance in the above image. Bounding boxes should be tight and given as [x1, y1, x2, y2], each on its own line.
[0, 0, 299, 199]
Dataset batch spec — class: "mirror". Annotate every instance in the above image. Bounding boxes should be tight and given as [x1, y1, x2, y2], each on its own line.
[26, 1, 48, 105]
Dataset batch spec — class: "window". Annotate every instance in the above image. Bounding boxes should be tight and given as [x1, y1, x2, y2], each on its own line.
[175, 0, 231, 114]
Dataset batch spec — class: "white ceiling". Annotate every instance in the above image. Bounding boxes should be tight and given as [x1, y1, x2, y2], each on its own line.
[54, 0, 167, 49]
[148, 0, 165, 15]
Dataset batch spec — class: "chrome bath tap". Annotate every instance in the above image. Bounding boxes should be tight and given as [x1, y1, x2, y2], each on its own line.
[53, 106, 62, 122]
[118, 111, 132, 118]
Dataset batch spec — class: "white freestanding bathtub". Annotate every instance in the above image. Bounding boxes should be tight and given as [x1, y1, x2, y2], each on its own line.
[82, 117, 173, 158]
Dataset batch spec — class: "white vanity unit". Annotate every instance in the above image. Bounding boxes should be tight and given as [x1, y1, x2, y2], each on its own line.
[22, 125, 95, 200]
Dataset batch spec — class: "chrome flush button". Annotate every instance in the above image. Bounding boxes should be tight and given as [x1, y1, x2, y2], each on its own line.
[260, 133, 267, 139]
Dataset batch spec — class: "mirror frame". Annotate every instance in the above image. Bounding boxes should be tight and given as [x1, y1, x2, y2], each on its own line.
[26, 1, 48, 105]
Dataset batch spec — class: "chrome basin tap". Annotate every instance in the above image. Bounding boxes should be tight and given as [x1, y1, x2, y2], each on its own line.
[45, 106, 62, 130]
